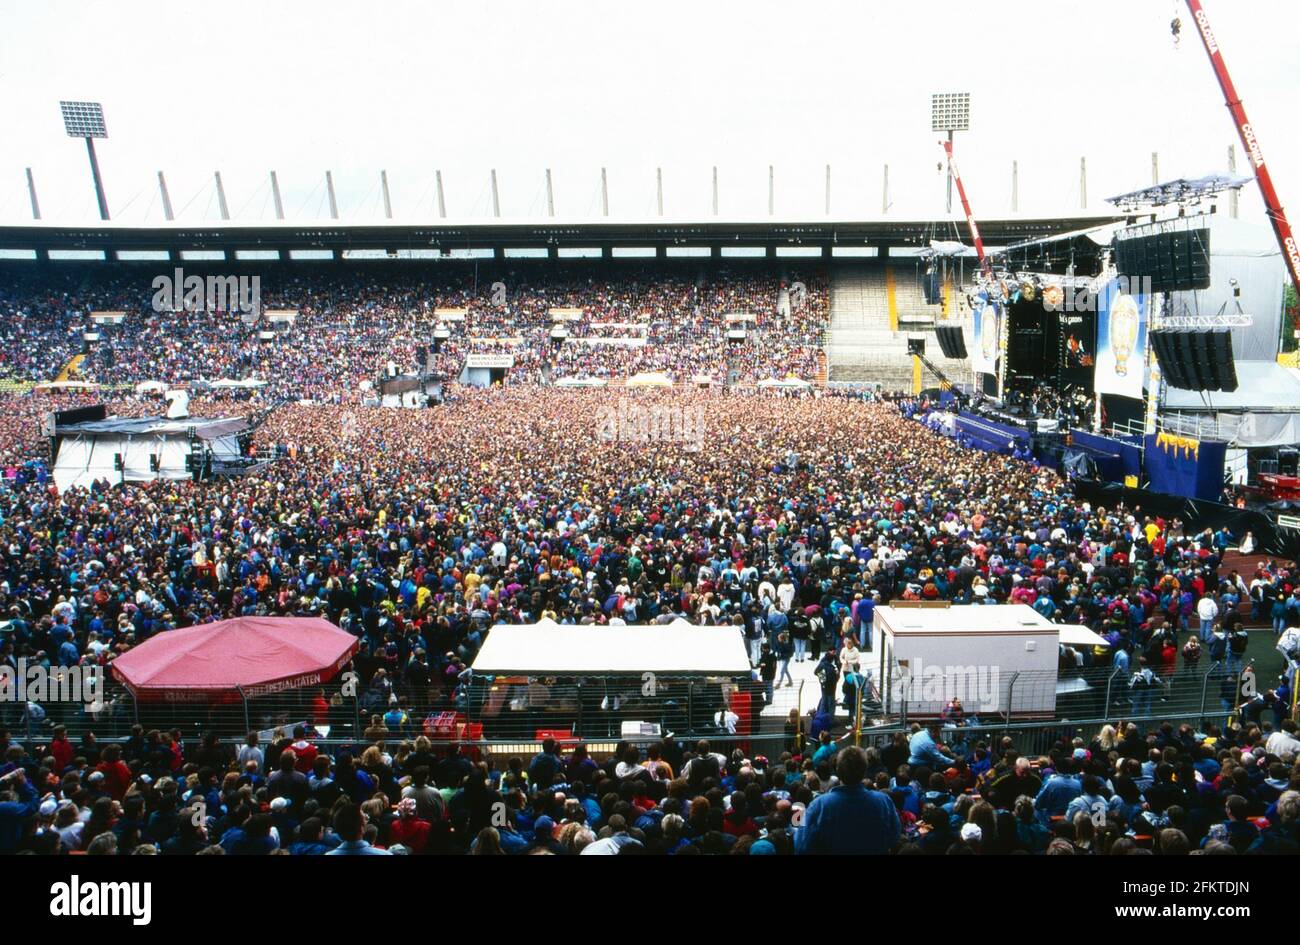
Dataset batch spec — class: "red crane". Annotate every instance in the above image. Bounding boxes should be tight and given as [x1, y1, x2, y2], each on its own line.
[1185, 0, 1300, 294]
[940, 138, 993, 280]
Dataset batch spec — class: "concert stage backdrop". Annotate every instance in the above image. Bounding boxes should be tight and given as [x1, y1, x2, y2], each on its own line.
[1094, 277, 1149, 400]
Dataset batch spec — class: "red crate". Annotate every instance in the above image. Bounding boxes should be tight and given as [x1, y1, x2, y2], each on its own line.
[423, 711, 465, 739]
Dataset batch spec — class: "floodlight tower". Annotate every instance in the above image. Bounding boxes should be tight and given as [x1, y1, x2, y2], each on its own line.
[931, 92, 970, 214]
[60, 101, 110, 220]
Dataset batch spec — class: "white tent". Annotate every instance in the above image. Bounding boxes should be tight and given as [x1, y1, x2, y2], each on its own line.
[625, 371, 673, 388]
[757, 377, 812, 390]
[52, 416, 248, 492]
[1164, 360, 1300, 447]
[554, 377, 608, 388]
[471, 619, 750, 676]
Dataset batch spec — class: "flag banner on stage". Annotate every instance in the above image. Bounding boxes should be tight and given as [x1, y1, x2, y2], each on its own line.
[1094, 278, 1148, 400]
[972, 295, 1001, 375]
[1143, 431, 1227, 502]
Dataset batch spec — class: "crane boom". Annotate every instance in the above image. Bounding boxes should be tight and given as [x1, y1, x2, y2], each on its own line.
[941, 139, 993, 280]
[1185, 0, 1300, 293]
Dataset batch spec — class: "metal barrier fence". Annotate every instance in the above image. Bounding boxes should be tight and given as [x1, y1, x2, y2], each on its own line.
[873, 658, 1253, 729]
[5, 657, 1256, 753]
[461, 676, 804, 743]
[3, 673, 807, 748]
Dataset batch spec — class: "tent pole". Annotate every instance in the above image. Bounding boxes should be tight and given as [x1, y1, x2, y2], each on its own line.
[237, 684, 250, 733]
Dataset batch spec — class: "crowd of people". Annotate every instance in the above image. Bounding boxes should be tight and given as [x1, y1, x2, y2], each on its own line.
[4, 712, 1300, 855]
[0, 265, 828, 398]
[0, 260, 1297, 854]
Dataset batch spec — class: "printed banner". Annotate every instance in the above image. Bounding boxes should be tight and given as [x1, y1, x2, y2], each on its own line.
[971, 296, 1001, 375]
[1094, 278, 1148, 400]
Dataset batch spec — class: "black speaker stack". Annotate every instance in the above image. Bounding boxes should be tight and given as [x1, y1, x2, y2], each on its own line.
[933, 323, 967, 359]
[1114, 227, 1211, 294]
[1149, 328, 1238, 392]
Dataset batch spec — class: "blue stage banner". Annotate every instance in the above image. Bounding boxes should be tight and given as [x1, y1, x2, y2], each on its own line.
[1094, 278, 1148, 400]
[971, 295, 1001, 375]
[1143, 432, 1227, 502]
[1070, 429, 1143, 483]
[956, 411, 1031, 455]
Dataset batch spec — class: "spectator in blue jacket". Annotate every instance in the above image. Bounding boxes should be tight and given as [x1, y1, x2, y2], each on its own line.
[908, 724, 956, 769]
[0, 769, 40, 854]
[1034, 757, 1082, 825]
[796, 746, 900, 855]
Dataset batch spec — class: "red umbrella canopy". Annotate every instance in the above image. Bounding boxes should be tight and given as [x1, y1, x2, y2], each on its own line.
[110, 616, 358, 702]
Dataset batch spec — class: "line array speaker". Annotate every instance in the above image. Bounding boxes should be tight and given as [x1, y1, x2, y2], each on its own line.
[1149, 328, 1237, 392]
[934, 323, 968, 359]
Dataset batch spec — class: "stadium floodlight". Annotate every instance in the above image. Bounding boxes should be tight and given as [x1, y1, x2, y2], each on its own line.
[931, 92, 970, 213]
[60, 100, 107, 138]
[930, 92, 970, 132]
[60, 100, 110, 220]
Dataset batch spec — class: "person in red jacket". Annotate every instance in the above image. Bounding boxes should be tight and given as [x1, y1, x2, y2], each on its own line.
[288, 725, 318, 774]
[48, 726, 74, 773]
[94, 744, 133, 800]
[388, 798, 430, 853]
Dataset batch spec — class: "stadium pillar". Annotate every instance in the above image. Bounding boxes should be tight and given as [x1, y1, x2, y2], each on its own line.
[25, 167, 40, 220]
[270, 171, 285, 220]
[825, 164, 831, 216]
[157, 171, 174, 221]
[545, 168, 555, 217]
[656, 167, 663, 216]
[326, 171, 340, 219]
[1080, 157, 1087, 209]
[768, 165, 774, 216]
[381, 170, 393, 219]
[491, 169, 501, 218]
[712, 166, 718, 216]
[1011, 161, 1018, 213]
[85, 137, 110, 220]
[600, 167, 609, 217]
[214, 171, 230, 221]
[435, 170, 447, 218]
[911, 354, 922, 395]
[1227, 145, 1238, 218]
[882, 164, 889, 214]
[1151, 152, 1159, 185]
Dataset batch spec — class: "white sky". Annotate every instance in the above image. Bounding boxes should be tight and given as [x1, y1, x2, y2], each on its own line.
[1, 0, 1298, 227]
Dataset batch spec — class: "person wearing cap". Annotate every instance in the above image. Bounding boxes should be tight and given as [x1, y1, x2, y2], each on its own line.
[524, 814, 567, 855]
[389, 797, 431, 854]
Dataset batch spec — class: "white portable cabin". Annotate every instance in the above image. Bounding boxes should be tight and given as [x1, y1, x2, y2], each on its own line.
[871, 604, 1062, 720]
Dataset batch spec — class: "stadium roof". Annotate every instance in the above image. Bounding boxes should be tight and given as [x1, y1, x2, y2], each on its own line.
[0, 216, 1124, 261]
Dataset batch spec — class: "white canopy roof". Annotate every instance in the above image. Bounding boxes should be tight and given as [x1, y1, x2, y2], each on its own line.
[625, 371, 673, 388]
[1057, 624, 1110, 648]
[554, 376, 608, 388]
[471, 620, 751, 676]
[1164, 360, 1300, 411]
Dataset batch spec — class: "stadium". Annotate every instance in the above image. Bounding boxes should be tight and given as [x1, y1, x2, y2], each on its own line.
[2, 1, 1300, 890]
